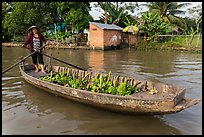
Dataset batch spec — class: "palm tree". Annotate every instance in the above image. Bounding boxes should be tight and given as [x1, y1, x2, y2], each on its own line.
[95, 2, 111, 24]
[105, 3, 127, 25]
[141, 2, 191, 30]
[95, 2, 138, 27]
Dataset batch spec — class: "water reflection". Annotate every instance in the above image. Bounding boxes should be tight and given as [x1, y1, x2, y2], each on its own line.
[89, 50, 104, 72]
[126, 50, 176, 75]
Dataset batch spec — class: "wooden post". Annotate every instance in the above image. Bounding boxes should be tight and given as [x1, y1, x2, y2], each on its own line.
[129, 34, 130, 49]
[54, 23, 59, 49]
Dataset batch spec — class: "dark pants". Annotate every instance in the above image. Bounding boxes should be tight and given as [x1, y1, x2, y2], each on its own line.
[31, 50, 44, 65]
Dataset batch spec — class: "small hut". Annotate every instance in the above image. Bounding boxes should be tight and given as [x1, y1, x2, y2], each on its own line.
[89, 22, 123, 50]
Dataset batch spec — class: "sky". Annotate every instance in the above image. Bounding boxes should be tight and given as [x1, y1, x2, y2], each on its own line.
[89, 2, 202, 20]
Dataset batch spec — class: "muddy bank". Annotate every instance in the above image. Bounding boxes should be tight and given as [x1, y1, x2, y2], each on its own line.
[2, 42, 202, 52]
[2, 42, 20, 47]
[2, 42, 89, 50]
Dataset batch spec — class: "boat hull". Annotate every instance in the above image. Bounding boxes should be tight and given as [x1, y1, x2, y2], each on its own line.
[19, 64, 202, 115]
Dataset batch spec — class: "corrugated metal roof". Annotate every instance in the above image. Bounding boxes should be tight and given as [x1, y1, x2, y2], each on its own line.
[90, 22, 123, 31]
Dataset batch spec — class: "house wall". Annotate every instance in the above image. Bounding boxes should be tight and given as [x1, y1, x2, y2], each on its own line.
[103, 30, 122, 49]
[122, 33, 139, 47]
[89, 22, 139, 50]
[89, 23, 104, 49]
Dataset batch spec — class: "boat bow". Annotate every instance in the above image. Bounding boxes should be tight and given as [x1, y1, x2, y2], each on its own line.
[173, 97, 202, 111]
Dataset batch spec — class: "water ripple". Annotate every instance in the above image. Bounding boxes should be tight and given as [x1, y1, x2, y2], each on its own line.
[2, 76, 21, 81]
[2, 85, 22, 90]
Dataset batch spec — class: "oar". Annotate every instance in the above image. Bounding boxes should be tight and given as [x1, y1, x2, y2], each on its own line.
[42, 53, 86, 71]
[2, 44, 47, 75]
[22, 46, 86, 71]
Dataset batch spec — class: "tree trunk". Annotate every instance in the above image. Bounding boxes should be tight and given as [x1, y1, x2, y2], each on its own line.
[185, 31, 189, 47]
[189, 34, 195, 47]
[104, 2, 108, 24]
[116, 2, 118, 11]
[105, 11, 108, 24]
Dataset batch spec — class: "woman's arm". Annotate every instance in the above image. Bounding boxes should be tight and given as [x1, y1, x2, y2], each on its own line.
[40, 33, 47, 44]
[24, 34, 32, 46]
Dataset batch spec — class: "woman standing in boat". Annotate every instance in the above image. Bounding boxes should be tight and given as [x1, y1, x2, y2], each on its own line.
[23, 26, 49, 73]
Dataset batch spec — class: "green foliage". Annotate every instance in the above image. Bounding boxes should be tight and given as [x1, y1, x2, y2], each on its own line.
[2, 2, 12, 19]
[64, 2, 93, 30]
[142, 2, 190, 30]
[40, 71, 142, 96]
[140, 13, 170, 34]
[139, 12, 173, 41]
[96, 2, 138, 28]
[2, 2, 93, 42]
[3, 2, 49, 37]
[123, 15, 137, 27]
[137, 36, 202, 52]
[117, 78, 136, 96]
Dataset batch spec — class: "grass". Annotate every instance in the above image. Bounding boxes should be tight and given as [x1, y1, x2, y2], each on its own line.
[136, 35, 202, 53]
[162, 35, 202, 48]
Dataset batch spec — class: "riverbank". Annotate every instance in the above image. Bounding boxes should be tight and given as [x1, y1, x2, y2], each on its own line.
[2, 41, 202, 53]
[135, 38, 202, 54]
[135, 43, 202, 53]
[2, 42, 89, 50]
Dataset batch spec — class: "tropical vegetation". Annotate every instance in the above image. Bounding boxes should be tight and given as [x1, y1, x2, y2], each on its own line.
[141, 2, 190, 29]
[94, 2, 138, 27]
[2, 2, 93, 42]
[2, 2, 202, 50]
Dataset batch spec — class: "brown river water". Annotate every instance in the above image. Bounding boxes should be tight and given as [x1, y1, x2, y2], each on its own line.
[2, 46, 202, 135]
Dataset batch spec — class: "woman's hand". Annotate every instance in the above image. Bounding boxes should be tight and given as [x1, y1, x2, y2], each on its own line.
[28, 45, 32, 50]
[46, 41, 49, 45]
[20, 44, 25, 48]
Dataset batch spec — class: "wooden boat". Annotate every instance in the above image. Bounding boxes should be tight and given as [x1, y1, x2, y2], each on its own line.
[19, 64, 202, 115]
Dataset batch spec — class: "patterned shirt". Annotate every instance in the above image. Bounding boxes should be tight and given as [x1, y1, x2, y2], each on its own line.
[33, 37, 41, 51]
